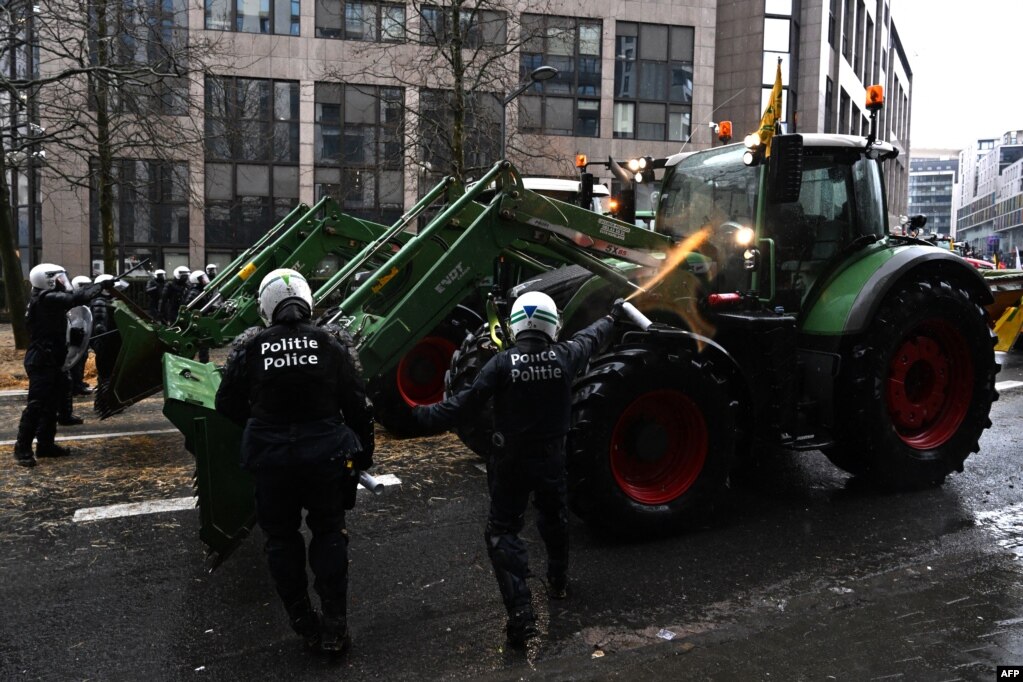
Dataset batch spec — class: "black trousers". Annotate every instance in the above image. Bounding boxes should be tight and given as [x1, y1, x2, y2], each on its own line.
[254, 462, 350, 618]
[17, 363, 68, 449]
[485, 438, 569, 613]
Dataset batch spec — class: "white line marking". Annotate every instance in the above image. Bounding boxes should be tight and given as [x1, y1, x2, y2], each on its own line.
[0, 389, 27, 397]
[0, 428, 179, 447]
[72, 474, 402, 523]
[74, 497, 196, 522]
[997, 380, 1023, 392]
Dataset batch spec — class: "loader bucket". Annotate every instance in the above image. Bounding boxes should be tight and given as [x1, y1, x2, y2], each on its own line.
[99, 304, 172, 418]
[162, 354, 255, 571]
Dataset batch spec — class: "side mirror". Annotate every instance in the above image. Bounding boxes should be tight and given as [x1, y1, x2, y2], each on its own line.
[767, 134, 803, 205]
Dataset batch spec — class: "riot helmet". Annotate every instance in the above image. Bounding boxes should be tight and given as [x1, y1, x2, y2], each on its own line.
[508, 291, 561, 341]
[257, 268, 313, 325]
[29, 263, 71, 292]
[71, 275, 92, 291]
[205, 263, 218, 278]
[173, 265, 190, 280]
[154, 269, 166, 281]
[189, 270, 209, 286]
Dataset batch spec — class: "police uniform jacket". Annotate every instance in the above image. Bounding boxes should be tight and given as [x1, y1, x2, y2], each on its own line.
[215, 312, 375, 472]
[415, 316, 613, 443]
[182, 283, 204, 307]
[25, 284, 103, 369]
[160, 278, 188, 322]
[145, 278, 165, 316]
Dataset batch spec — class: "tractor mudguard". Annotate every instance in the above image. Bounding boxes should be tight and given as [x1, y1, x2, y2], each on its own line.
[802, 244, 992, 335]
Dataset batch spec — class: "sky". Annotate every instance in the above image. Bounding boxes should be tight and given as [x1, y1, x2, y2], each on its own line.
[895, 0, 1023, 151]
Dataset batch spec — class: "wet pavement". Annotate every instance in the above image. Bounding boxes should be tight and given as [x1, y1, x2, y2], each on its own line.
[0, 352, 1022, 680]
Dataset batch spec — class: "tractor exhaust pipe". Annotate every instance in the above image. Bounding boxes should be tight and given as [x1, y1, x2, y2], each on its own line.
[621, 301, 653, 331]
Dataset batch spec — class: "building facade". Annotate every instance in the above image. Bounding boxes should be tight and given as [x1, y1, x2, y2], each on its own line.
[908, 150, 959, 237]
[13, 0, 912, 280]
[955, 131, 1023, 262]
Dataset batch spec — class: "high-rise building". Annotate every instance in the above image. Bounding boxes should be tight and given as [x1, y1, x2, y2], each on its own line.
[908, 151, 959, 238]
[955, 131, 1023, 262]
[11, 0, 913, 279]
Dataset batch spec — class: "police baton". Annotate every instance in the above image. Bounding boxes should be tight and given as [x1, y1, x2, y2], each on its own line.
[358, 471, 384, 495]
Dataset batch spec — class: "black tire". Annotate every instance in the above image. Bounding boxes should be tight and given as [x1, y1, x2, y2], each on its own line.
[826, 276, 998, 487]
[370, 305, 482, 437]
[569, 343, 738, 534]
[445, 323, 502, 460]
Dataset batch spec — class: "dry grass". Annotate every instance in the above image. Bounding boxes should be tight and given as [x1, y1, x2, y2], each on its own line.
[0, 323, 100, 389]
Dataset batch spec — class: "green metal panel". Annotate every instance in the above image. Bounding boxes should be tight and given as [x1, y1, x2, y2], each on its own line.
[161, 353, 254, 570]
[800, 244, 898, 334]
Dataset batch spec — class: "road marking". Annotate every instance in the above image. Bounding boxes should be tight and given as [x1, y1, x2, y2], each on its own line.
[997, 380, 1023, 392]
[0, 428, 180, 447]
[72, 474, 403, 523]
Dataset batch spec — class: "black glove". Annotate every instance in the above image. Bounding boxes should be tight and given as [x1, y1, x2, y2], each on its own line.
[609, 298, 627, 322]
[69, 328, 85, 346]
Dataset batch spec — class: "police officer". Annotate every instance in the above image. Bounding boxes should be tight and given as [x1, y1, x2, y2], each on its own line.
[159, 265, 190, 324]
[205, 263, 218, 280]
[184, 270, 211, 362]
[412, 292, 621, 647]
[146, 269, 166, 322]
[215, 268, 374, 655]
[90, 274, 123, 393]
[14, 264, 109, 467]
[68, 275, 93, 396]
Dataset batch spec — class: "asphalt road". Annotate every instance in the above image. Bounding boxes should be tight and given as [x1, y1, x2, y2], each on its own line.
[1, 351, 1022, 680]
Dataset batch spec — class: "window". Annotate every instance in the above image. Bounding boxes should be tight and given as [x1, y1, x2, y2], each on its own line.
[204, 77, 300, 248]
[613, 22, 692, 141]
[520, 14, 601, 137]
[90, 160, 190, 269]
[824, 77, 834, 133]
[205, 0, 299, 34]
[762, 10, 798, 133]
[839, 89, 849, 135]
[842, 0, 854, 61]
[89, 0, 190, 116]
[419, 88, 501, 181]
[316, 0, 405, 41]
[420, 5, 505, 47]
[315, 83, 404, 224]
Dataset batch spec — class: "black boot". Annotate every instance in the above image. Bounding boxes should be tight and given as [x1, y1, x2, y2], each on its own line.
[285, 597, 322, 651]
[36, 443, 71, 458]
[13, 443, 36, 468]
[545, 573, 569, 600]
[320, 614, 350, 655]
[506, 605, 538, 648]
[58, 414, 84, 426]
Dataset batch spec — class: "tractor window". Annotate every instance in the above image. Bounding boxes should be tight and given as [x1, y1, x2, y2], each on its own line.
[769, 150, 884, 310]
[656, 145, 756, 291]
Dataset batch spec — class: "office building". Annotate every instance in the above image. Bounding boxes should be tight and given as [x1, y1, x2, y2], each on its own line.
[955, 131, 1023, 262]
[6, 0, 913, 278]
[908, 151, 959, 237]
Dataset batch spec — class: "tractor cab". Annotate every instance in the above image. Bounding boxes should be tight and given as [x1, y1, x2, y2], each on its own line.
[656, 134, 897, 313]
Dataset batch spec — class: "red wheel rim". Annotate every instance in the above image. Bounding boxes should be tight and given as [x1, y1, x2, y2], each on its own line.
[396, 336, 457, 407]
[610, 389, 708, 505]
[885, 318, 973, 449]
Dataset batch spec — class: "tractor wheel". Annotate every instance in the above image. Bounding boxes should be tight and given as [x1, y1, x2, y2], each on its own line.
[826, 276, 998, 487]
[569, 344, 738, 534]
[370, 306, 482, 437]
[445, 323, 501, 460]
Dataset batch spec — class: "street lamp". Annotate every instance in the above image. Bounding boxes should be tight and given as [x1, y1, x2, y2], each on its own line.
[500, 65, 558, 160]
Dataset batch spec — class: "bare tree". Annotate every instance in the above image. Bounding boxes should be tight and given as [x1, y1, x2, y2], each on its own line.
[319, 0, 576, 190]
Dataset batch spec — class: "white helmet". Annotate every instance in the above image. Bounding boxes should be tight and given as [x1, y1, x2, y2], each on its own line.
[189, 270, 209, 286]
[114, 280, 129, 291]
[509, 291, 561, 341]
[258, 268, 313, 325]
[154, 269, 166, 279]
[173, 265, 190, 280]
[29, 263, 71, 291]
[71, 275, 92, 291]
[94, 273, 115, 286]
[205, 263, 218, 277]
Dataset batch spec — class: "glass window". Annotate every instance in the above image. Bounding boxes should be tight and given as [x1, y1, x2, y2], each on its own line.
[315, 83, 404, 223]
[207, 0, 297, 33]
[614, 22, 693, 142]
[519, 15, 602, 137]
[764, 17, 790, 52]
[765, 0, 793, 15]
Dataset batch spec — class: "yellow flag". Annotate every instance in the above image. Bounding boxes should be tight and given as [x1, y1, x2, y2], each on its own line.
[759, 60, 783, 156]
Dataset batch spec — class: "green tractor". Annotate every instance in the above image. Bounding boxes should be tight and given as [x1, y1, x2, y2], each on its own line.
[107, 101, 998, 559]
